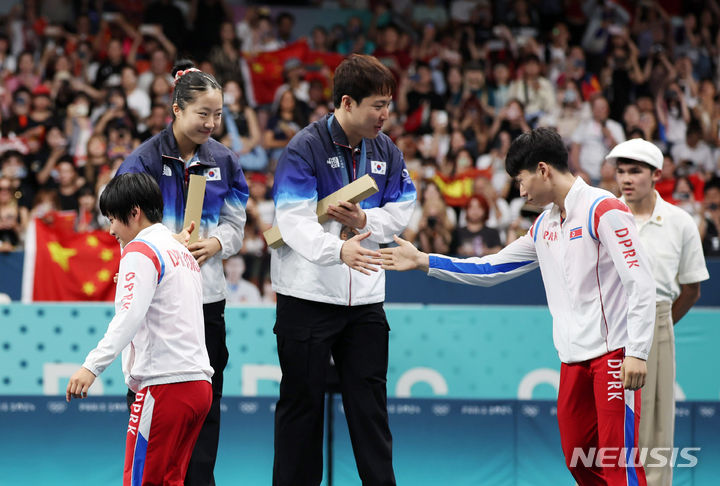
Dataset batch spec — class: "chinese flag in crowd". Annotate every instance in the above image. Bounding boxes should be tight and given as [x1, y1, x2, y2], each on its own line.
[244, 40, 310, 106]
[304, 50, 345, 73]
[243, 40, 346, 106]
[22, 214, 121, 301]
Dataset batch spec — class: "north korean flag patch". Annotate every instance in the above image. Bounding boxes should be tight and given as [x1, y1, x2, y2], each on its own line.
[569, 226, 583, 240]
[371, 161, 387, 175]
[204, 167, 222, 181]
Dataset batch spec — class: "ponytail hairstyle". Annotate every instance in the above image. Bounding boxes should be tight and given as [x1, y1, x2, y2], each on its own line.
[170, 60, 222, 119]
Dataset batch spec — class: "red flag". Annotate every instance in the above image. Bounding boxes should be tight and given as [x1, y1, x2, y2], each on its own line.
[303, 50, 345, 98]
[244, 41, 310, 105]
[404, 103, 428, 133]
[23, 215, 121, 301]
[303, 50, 345, 72]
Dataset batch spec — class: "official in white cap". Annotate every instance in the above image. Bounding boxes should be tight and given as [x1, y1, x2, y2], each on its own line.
[608, 138, 709, 486]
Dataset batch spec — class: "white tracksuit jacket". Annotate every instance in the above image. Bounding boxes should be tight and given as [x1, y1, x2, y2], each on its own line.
[82, 223, 213, 392]
[271, 114, 416, 306]
[428, 178, 656, 364]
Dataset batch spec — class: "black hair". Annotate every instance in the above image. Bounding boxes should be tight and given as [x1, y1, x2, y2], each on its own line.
[99, 172, 164, 224]
[312, 25, 328, 35]
[106, 86, 126, 103]
[505, 127, 568, 178]
[627, 127, 645, 139]
[333, 54, 396, 108]
[276, 11, 295, 23]
[686, 117, 703, 136]
[16, 50, 34, 73]
[72, 91, 92, 103]
[704, 176, 720, 194]
[77, 185, 96, 198]
[0, 150, 24, 163]
[150, 102, 166, 112]
[57, 155, 76, 169]
[383, 23, 400, 33]
[170, 60, 222, 119]
[464, 60, 485, 72]
[223, 78, 248, 108]
[674, 175, 695, 193]
[12, 86, 31, 100]
[121, 64, 138, 75]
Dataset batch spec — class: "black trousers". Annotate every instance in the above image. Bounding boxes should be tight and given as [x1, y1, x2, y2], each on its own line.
[272, 294, 395, 486]
[185, 300, 228, 486]
[129, 300, 228, 486]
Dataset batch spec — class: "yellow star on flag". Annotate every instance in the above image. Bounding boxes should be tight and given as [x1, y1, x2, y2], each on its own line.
[82, 282, 96, 296]
[97, 269, 111, 282]
[86, 235, 99, 247]
[100, 248, 115, 262]
[48, 242, 77, 271]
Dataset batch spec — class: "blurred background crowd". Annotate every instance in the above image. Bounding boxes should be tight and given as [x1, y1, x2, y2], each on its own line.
[1, 0, 720, 304]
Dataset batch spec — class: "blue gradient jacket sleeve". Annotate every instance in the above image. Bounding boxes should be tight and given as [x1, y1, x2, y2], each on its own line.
[362, 144, 417, 243]
[211, 158, 248, 259]
[273, 141, 345, 265]
[427, 233, 539, 286]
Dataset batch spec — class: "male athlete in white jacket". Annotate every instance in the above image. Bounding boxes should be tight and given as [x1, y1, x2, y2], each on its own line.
[382, 128, 656, 486]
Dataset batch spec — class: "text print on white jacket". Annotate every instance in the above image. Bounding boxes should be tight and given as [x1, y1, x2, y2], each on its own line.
[428, 178, 656, 364]
[82, 224, 213, 392]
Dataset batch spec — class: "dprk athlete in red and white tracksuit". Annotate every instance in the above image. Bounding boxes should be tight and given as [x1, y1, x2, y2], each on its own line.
[81, 223, 214, 485]
[427, 178, 655, 485]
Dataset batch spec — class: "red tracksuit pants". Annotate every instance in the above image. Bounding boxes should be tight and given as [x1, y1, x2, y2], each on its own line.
[124, 380, 212, 486]
[557, 348, 647, 486]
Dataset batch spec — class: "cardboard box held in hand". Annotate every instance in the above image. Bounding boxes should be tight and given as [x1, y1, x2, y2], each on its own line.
[264, 174, 379, 249]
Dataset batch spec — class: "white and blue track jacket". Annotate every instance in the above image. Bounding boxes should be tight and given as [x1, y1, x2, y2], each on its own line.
[428, 178, 655, 364]
[117, 125, 249, 304]
[271, 114, 416, 306]
[82, 224, 213, 392]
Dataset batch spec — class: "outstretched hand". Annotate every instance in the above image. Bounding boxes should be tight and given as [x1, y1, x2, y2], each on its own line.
[341, 231, 381, 275]
[379, 235, 430, 272]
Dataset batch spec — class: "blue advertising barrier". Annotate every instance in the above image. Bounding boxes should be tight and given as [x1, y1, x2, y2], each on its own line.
[2, 304, 719, 484]
[2, 304, 720, 400]
[0, 304, 720, 400]
[1, 396, 717, 486]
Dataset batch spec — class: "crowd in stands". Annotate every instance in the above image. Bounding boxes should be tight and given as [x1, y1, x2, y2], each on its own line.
[1, 0, 720, 303]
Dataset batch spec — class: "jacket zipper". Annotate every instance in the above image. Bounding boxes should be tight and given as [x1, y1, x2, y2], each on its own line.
[347, 146, 360, 306]
[348, 266, 352, 306]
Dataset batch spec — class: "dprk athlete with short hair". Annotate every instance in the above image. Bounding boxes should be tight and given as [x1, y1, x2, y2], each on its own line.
[382, 127, 656, 485]
[66, 172, 213, 485]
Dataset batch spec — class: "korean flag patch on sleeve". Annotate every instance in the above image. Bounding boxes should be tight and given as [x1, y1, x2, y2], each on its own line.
[371, 161, 387, 175]
[204, 167, 222, 181]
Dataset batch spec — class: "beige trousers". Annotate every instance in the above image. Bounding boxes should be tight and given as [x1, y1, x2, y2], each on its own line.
[639, 301, 675, 486]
